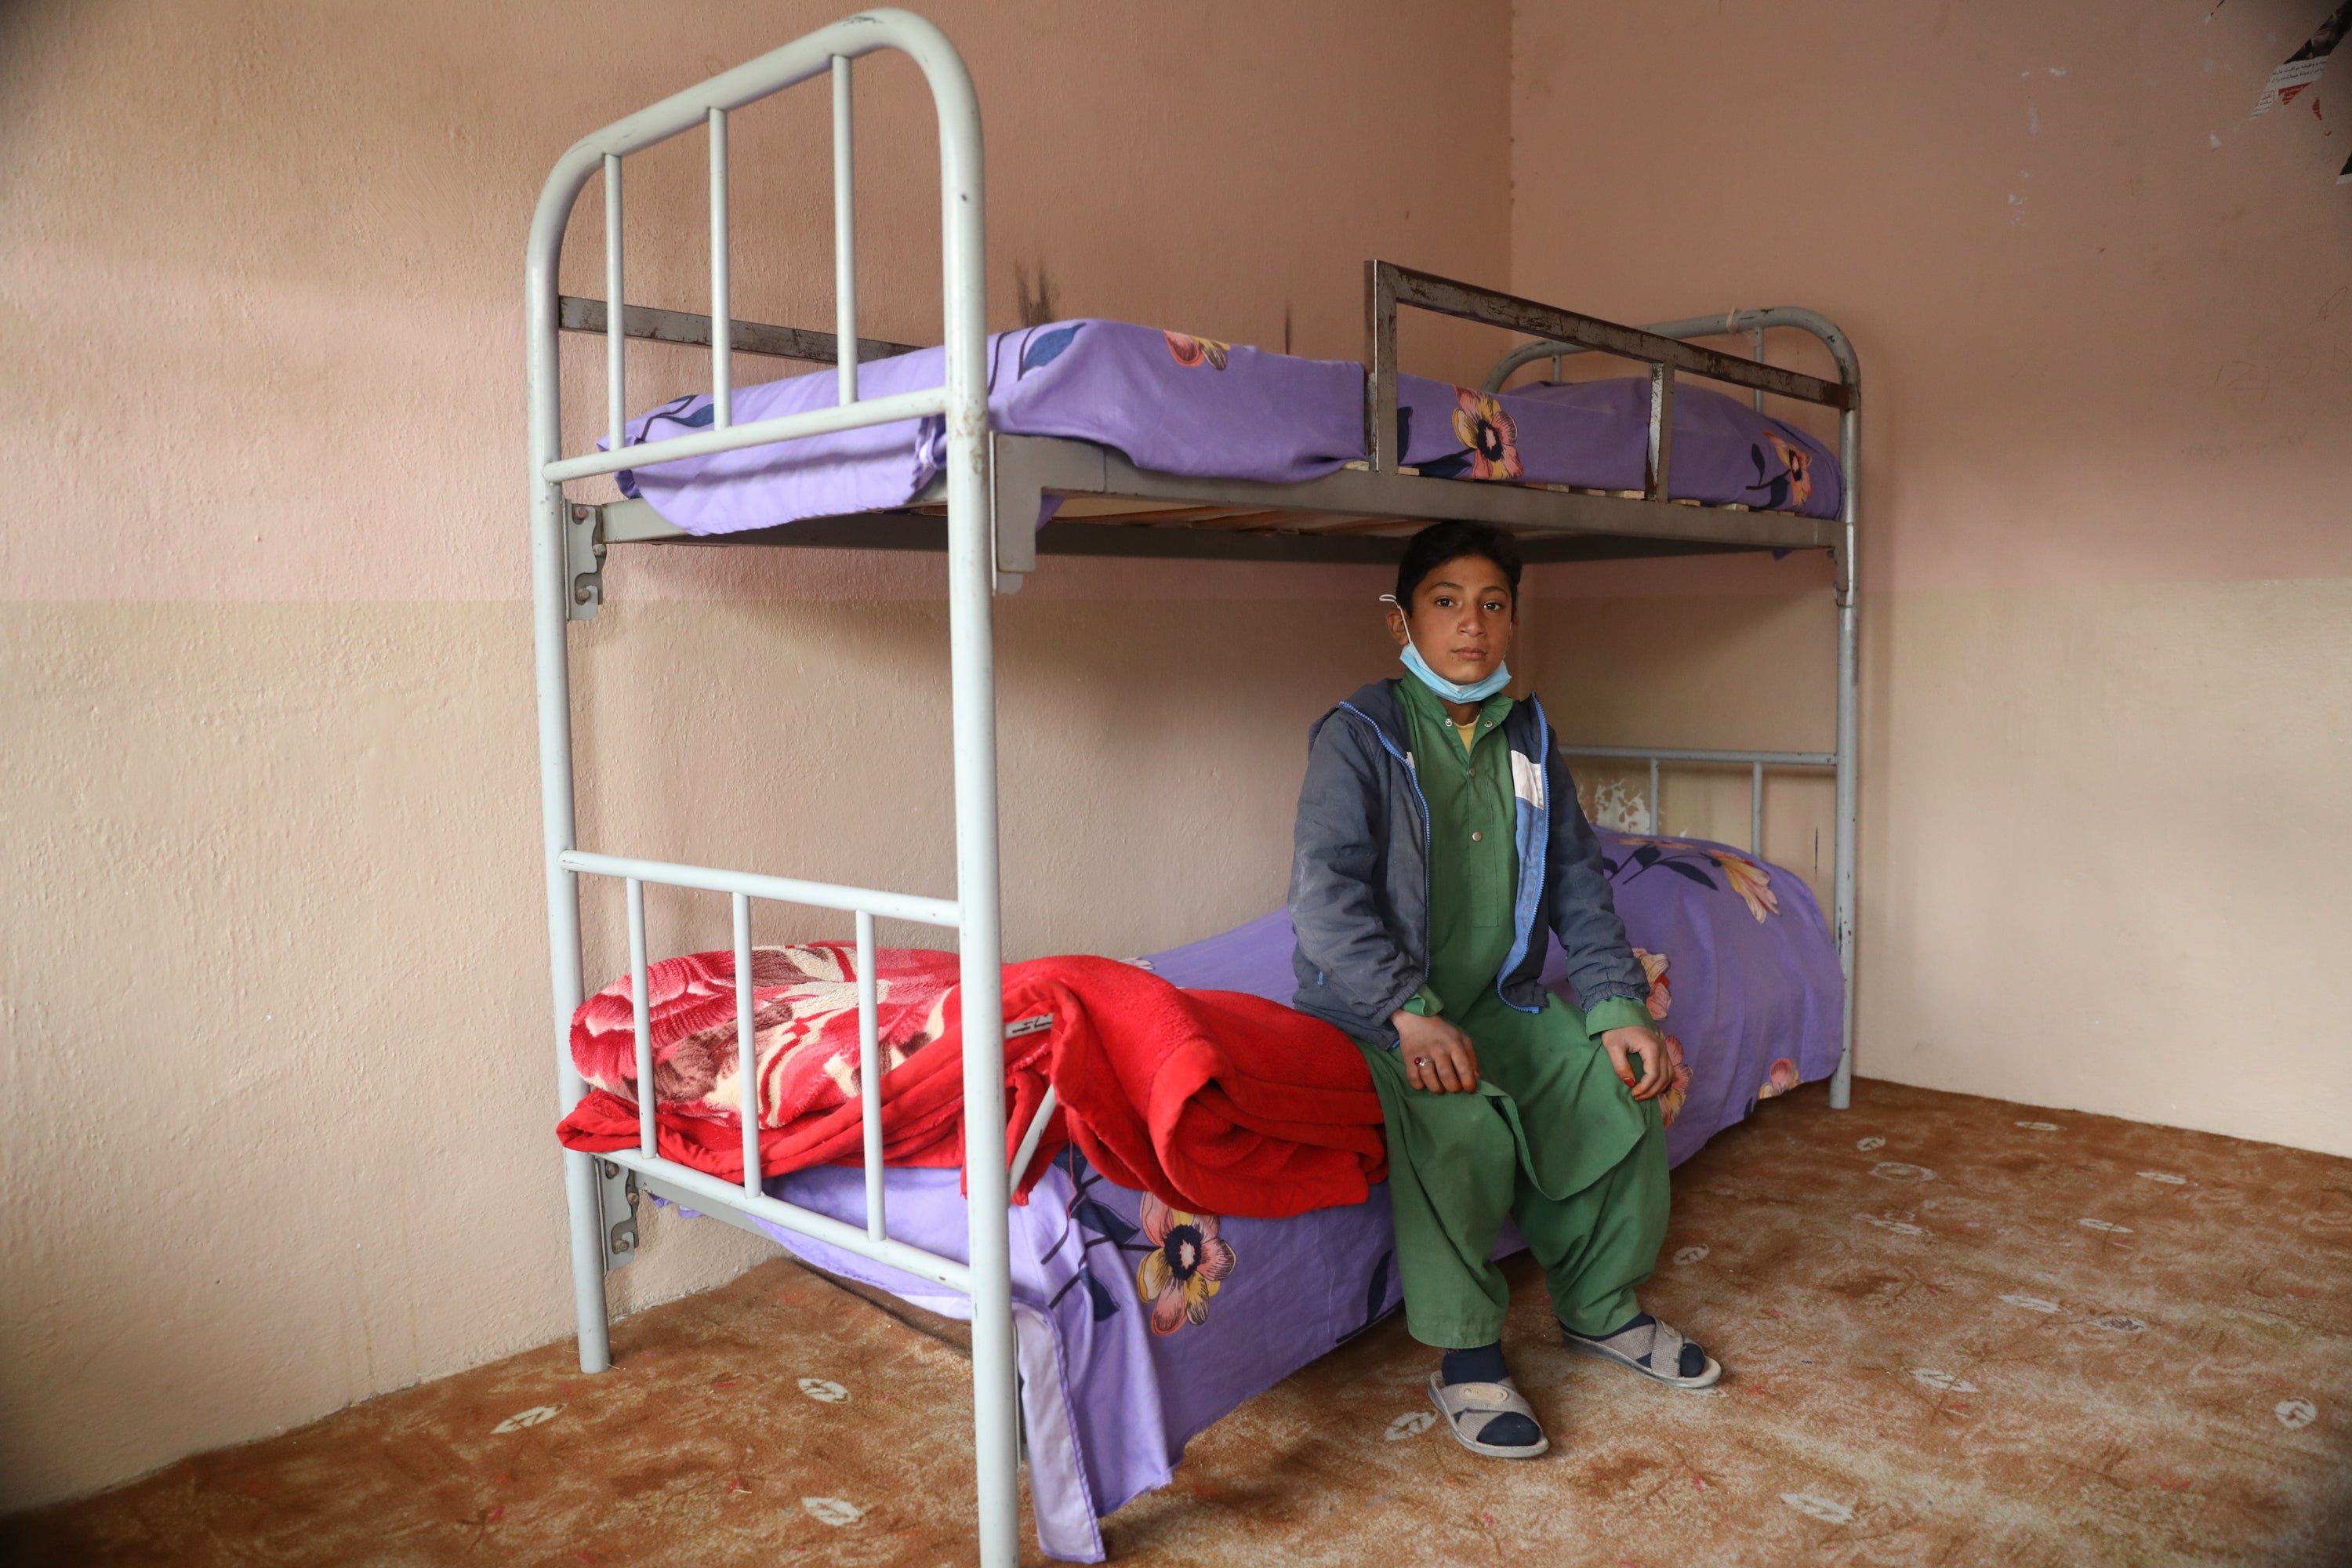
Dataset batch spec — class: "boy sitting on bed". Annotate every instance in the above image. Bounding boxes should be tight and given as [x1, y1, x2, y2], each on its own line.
[1287, 520, 1720, 1460]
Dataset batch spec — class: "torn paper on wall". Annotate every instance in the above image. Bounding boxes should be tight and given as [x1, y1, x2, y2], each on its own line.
[2252, 2, 2348, 115]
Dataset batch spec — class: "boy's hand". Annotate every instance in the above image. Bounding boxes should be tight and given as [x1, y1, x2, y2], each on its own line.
[1600, 1025, 1671, 1101]
[1392, 1011, 1480, 1094]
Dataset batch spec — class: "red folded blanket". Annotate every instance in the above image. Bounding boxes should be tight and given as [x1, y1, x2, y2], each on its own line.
[556, 947, 1386, 1219]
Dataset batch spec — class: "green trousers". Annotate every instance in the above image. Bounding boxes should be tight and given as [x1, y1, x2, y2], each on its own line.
[1358, 991, 1671, 1348]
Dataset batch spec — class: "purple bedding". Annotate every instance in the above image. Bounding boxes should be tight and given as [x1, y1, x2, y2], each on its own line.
[1146, 829, 1846, 1170]
[612, 320, 1839, 536]
[714, 829, 1842, 1560]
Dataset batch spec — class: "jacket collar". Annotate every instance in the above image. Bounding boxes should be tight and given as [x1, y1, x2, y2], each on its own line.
[1334, 678, 1543, 757]
[1330, 680, 1410, 753]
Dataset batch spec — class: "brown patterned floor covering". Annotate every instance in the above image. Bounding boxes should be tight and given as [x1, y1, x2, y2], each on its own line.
[9, 1080, 2349, 1567]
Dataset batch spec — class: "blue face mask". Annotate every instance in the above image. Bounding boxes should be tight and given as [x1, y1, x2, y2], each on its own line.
[1381, 593, 1512, 704]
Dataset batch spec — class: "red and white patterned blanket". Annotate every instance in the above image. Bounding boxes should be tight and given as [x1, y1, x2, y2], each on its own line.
[559, 946, 1388, 1217]
[569, 942, 961, 1130]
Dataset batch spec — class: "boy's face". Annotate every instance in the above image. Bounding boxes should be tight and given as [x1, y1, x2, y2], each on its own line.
[1388, 553, 1517, 686]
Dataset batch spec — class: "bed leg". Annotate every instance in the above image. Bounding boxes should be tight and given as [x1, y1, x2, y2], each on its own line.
[1828, 394, 1860, 1113]
[563, 1148, 614, 1373]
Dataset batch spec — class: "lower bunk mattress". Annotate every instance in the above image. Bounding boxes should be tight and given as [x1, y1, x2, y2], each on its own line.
[676, 829, 1843, 1561]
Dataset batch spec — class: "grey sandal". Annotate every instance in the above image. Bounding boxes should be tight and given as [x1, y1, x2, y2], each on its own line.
[1425, 1374, 1551, 1459]
[1563, 1315, 1722, 1390]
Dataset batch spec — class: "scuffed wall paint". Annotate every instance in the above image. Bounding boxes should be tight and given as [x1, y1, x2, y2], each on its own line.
[0, 588, 1406, 1510]
[1514, 1, 2352, 1151]
[0, 0, 1512, 1510]
[1534, 561, 1840, 903]
[0, 0, 1512, 603]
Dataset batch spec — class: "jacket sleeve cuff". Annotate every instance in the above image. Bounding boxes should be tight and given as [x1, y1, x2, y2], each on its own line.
[1401, 984, 1444, 1018]
[1584, 996, 1655, 1036]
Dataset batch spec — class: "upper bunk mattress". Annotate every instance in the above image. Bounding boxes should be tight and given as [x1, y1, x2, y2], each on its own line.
[609, 319, 1841, 536]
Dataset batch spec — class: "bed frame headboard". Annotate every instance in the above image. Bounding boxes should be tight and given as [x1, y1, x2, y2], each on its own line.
[521, 15, 1027, 1565]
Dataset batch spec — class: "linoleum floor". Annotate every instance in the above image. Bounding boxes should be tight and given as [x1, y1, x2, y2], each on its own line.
[9, 1080, 2348, 1567]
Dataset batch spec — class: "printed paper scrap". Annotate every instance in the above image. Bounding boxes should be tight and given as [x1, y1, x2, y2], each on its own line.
[2253, 2, 2348, 115]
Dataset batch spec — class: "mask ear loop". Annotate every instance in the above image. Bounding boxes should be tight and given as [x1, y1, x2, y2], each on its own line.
[1378, 593, 1418, 659]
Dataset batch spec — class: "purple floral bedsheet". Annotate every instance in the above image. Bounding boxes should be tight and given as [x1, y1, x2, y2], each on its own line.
[1140, 829, 1846, 1171]
[719, 829, 1841, 1560]
[611, 320, 1839, 536]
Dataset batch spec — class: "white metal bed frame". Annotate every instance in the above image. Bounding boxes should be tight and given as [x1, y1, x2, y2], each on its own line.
[524, 13, 1859, 1564]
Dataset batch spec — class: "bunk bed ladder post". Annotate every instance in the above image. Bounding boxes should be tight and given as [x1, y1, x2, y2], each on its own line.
[1831, 390, 1861, 1111]
[833, 55, 859, 406]
[855, 909, 886, 1240]
[604, 155, 625, 455]
[1751, 761, 1764, 857]
[733, 893, 760, 1192]
[629, 877, 654, 1158]
[1643, 361, 1675, 502]
[916, 25, 1022, 1568]
[709, 110, 732, 429]
[531, 153, 612, 1379]
[1363, 259, 1400, 472]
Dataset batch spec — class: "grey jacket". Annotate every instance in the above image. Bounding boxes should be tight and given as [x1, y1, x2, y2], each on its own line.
[1288, 680, 1650, 1047]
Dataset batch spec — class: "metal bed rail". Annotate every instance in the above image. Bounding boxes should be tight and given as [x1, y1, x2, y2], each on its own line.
[1480, 303, 1864, 1112]
[1367, 263, 1853, 486]
[560, 851, 975, 1289]
[523, 10, 1022, 1565]
[1557, 746, 1835, 860]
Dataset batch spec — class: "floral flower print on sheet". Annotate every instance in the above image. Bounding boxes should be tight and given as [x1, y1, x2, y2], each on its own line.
[1163, 330, 1230, 370]
[1450, 387, 1524, 480]
[1707, 850, 1780, 922]
[1040, 1152, 1142, 1323]
[1616, 946, 1692, 1126]
[1648, 1033, 1693, 1128]
[1744, 433, 1813, 512]
[1134, 1193, 1239, 1335]
[1019, 322, 1083, 376]
[1633, 947, 1671, 1021]
[1039, 1152, 1248, 1334]
[1755, 1058, 1800, 1102]
[1607, 838, 1780, 923]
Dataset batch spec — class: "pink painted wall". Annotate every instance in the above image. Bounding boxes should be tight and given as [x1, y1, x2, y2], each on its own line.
[0, 0, 1508, 1510]
[7, 0, 2347, 1518]
[1514, 0, 2352, 1154]
[1, 0, 1508, 604]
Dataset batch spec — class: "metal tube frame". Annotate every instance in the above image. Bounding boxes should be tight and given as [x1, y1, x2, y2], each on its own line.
[1486, 307, 1863, 1111]
[1554, 744, 1835, 870]
[527, 21, 1859, 1560]
[523, 12, 1018, 1566]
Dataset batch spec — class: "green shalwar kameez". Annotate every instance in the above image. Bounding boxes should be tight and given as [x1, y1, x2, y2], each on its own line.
[1357, 677, 1672, 1348]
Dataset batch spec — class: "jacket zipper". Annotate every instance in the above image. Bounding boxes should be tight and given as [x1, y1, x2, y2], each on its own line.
[1493, 699, 1551, 1014]
[1336, 701, 1435, 981]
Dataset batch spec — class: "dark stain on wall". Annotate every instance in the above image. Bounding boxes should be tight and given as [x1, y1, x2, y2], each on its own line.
[1014, 262, 1059, 328]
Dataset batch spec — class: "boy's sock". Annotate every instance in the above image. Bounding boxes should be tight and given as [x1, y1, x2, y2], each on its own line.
[1439, 1342, 1510, 1385]
[1440, 1342, 1540, 1446]
[1594, 1312, 1707, 1379]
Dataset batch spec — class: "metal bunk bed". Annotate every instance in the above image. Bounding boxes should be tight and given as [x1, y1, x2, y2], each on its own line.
[524, 12, 1857, 1565]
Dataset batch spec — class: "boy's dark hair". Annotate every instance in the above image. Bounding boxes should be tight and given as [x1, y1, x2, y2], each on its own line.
[1395, 521, 1523, 609]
